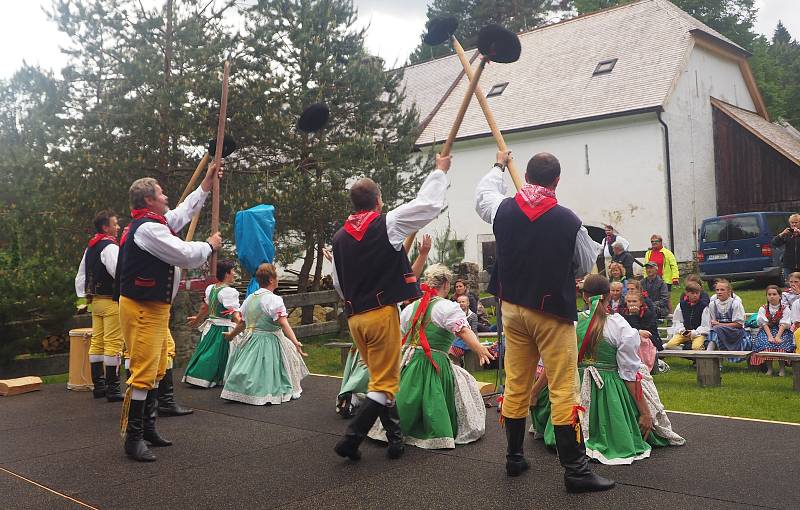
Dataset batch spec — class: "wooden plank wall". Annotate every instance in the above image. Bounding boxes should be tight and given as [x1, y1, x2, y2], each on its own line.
[712, 106, 800, 214]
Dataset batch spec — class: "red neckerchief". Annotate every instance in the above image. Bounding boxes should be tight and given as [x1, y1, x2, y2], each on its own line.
[400, 283, 440, 372]
[764, 303, 783, 325]
[88, 233, 117, 248]
[120, 208, 174, 245]
[343, 211, 379, 241]
[514, 184, 557, 222]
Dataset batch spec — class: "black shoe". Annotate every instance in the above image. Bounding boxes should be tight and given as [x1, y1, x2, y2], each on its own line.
[105, 365, 124, 402]
[124, 398, 156, 462]
[504, 417, 530, 477]
[157, 369, 193, 416]
[143, 389, 173, 447]
[553, 425, 615, 493]
[336, 392, 354, 419]
[90, 361, 106, 398]
[334, 397, 384, 461]
[379, 403, 405, 460]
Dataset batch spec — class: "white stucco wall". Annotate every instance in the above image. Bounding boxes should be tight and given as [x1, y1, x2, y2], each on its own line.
[417, 113, 667, 268]
[662, 44, 758, 261]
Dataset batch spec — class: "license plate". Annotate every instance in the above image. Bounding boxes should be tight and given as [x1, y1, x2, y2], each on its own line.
[707, 253, 728, 260]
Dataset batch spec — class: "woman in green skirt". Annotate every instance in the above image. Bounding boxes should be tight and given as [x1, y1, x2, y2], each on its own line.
[531, 275, 684, 464]
[221, 263, 308, 405]
[369, 264, 494, 449]
[183, 260, 241, 388]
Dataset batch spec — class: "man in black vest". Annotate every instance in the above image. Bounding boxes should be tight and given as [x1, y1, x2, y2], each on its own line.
[116, 162, 222, 462]
[332, 154, 451, 462]
[476, 150, 614, 493]
[75, 210, 124, 401]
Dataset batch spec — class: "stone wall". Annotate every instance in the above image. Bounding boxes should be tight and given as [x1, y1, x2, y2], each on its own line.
[451, 261, 481, 294]
[169, 290, 205, 368]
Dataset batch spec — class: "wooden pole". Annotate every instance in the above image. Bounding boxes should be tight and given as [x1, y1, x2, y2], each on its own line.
[440, 57, 487, 157]
[452, 37, 524, 191]
[178, 153, 209, 206]
[209, 60, 230, 280]
[185, 212, 201, 242]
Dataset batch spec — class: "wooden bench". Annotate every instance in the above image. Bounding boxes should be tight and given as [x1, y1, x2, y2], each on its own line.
[324, 342, 353, 367]
[749, 352, 800, 391]
[658, 350, 752, 387]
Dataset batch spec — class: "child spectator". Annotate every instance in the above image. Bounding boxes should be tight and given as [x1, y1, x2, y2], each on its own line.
[683, 274, 711, 307]
[620, 291, 662, 350]
[626, 279, 657, 312]
[781, 272, 800, 310]
[608, 281, 624, 313]
[608, 262, 628, 295]
[448, 294, 479, 361]
[751, 285, 795, 376]
[707, 279, 748, 351]
[642, 262, 670, 319]
[664, 281, 710, 350]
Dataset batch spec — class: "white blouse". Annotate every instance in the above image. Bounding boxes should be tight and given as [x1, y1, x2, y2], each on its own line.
[792, 300, 800, 323]
[708, 297, 745, 323]
[601, 314, 643, 382]
[240, 288, 288, 322]
[757, 303, 792, 327]
[204, 284, 241, 311]
[399, 298, 469, 336]
[781, 290, 800, 310]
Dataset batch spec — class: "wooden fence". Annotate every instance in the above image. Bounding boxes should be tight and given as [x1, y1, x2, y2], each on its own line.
[281, 289, 344, 339]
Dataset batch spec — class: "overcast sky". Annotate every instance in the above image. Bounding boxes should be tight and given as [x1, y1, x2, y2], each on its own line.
[1, 0, 797, 79]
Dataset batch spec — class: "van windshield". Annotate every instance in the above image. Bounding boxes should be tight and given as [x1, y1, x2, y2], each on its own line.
[702, 216, 760, 242]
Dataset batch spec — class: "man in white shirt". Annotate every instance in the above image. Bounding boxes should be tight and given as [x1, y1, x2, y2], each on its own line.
[117, 162, 222, 462]
[75, 210, 123, 401]
[332, 154, 450, 462]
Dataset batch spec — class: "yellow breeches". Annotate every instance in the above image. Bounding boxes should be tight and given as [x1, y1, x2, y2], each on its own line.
[501, 302, 580, 425]
[347, 305, 402, 400]
[119, 296, 171, 391]
[88, 296, 124, 358]
[795, 329, 800, 353]
[665, 332, 706, 350]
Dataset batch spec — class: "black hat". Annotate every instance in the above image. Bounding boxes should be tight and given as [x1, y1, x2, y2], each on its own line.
[477, 24, 521, 63]
[297, 103, 330, 133]
[207, 134, 237, 158]
[423, 16, 458, 46]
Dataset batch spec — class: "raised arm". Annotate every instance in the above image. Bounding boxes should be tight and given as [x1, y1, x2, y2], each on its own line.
[385, 155, 450, 249]
[410, 233, 432, 279]
[134, 222, 214, 269]
[475, 151, 511, 224]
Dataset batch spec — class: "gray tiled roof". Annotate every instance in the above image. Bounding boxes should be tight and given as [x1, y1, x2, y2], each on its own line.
[713, 99, 800, 166]
[401, 0, 745, 146]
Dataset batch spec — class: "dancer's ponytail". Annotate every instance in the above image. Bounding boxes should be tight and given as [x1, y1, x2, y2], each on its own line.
[581, 274, 611, 360]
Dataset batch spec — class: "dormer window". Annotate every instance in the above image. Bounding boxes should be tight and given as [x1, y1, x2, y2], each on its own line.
[593, 58, 618, 75]
[486, 82, 509, 98]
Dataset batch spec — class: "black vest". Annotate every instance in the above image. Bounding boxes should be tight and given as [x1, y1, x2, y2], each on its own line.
[489, 199, 581, 321]
[116, 218, 175, 303]
[85, 239, 116, 297]
[332, 214, 420, 316]
[679, 299, 706, 331]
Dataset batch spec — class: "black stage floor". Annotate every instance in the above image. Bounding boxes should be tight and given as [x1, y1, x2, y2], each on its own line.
[1, 372, 798, 509]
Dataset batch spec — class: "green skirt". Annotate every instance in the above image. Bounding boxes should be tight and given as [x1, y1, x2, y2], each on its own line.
[338, 348, 369, 399]
[182, 323, 230, 388]
[220, 330, 296, 405]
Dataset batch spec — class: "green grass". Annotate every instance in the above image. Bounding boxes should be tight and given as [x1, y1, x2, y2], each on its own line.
[41, 373, 69, 384]
[670, 280, 768, 313]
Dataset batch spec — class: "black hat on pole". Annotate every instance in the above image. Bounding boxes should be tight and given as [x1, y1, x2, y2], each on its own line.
[297, 103, 330, 133]
[477, 24, 521, 63]
[208, 134, 237, 158]
[423, 16, 458, 46]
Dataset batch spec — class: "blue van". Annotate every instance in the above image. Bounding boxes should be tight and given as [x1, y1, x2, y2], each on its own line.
[698, 212, 792, 286]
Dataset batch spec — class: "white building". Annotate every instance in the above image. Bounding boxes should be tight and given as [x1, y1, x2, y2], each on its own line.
[399, 0, 789, 267]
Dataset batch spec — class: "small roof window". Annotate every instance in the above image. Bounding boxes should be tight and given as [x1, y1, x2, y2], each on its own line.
[486, 82, 509, 98]
[593, 58, 618, 75]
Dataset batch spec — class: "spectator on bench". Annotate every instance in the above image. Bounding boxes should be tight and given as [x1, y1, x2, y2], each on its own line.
[626, 279, 656, 312]
[664, 281, 710, 350]
[683, 274, 711, 308]
[608, 262, 628, 293]
[781, 272, 800, 310]
[751, 285, 795, 376]
[707, 279, 748, 352]
[620, 291, 662, 351]
[611, 241, 637, 280]
[642, 262, 670, 319]
[452, 279, 478, 313]
[608, 281, 624, 314]
[449, 295, 479, 362]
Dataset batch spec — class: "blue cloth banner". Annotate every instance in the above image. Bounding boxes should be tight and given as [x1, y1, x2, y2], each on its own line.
[234, 204, 275, 297]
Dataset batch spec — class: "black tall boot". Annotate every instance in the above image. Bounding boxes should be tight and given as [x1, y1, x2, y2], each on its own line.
[505, 417, 530, 476]
[144, 389, 173, 447]
[105, 365, 124, 402]
[124, 398, 156, 462]
[90, 362, 106, 398]
[334, 397, 384, 461]
[379, 402, 405, 459]
[554, 425, 615, 493]
[157, 368, 193, 416]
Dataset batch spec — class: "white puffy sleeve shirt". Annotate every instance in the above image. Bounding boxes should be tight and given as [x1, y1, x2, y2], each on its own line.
[603, 314, 643, 382]
[240, 289, 288, 322]
[669, 303, 711, 337]
[399, 298, 469, 336]
[134, 186, 212, 301]
[204, 284, 241, 312]
[474, 166, 600, 277]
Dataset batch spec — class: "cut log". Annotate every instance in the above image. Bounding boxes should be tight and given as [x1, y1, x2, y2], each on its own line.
[0, 376, 43, 396]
